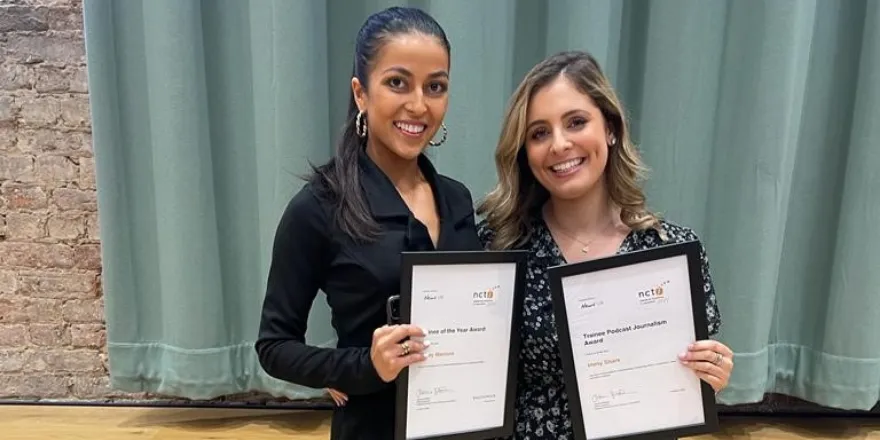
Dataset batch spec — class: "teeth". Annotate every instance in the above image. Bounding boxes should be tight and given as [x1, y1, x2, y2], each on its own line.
[395, 122, 425, 134]
[551, 158, 584, 172]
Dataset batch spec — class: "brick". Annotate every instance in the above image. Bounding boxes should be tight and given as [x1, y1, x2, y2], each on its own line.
[51, 187, 95, 210]
[5, 211, 45, 239]
[34, 65, 70, 93]
[46, 6, 82, 31]
[83, 211, 99, 241]
[0, 324, 28, 346]
[0, 297, 28, 323]
[78, 155, 94, 188]
[0, 242, 75, 268]
[0, 6, 49, 32]
[0, 95, 15, 126]
[0, 63, 31, 90]
[70, 375, 115, 399]
[70, 323, 103, 348]
[3, 34, 85, 65]
[17, 93, 61, 126]
[47, 210, 86, 239]
[28, 322, 70, 346]
[17, 269, 96, 298]
[0, 271, 15, 294]
[30, 348, 103, 372]
[16, 94, 92, 129]
[62, 298, 102, 322]
[0, 348, 27, 373]
[0, 155, 35, 182]
[1, 183, 48, 209]
[0, 126, 15, 151]
[16, 128, 92, 155]
[59, 94, 90, 128]
[35, 154, 78, 182]
[73, 243, 100, 270]
[24, 297, 62, 322]
[0, 374, 70, 398]
[68, 66, 87, 93]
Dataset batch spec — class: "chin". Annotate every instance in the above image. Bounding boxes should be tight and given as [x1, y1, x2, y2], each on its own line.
[390, 142, 426, 160]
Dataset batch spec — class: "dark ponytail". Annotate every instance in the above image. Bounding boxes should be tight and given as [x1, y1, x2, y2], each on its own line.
[308, 6, 451, 243]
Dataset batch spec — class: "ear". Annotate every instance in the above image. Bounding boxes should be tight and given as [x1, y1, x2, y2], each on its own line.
[351, 77, 367, 112]
[606, 129, 617, 146]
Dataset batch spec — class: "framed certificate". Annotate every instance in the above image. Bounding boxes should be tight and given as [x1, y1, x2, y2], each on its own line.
[548, 241, 719, 440]
[391, 250, 528, 440]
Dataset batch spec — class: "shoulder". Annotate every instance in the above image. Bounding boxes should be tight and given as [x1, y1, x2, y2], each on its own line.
[276, 182, 332, 237]
[435, 174, 477, 220]
[436, 174, 474, 204]
[629, 218, 705, 249]
[476, 218, 495, 248]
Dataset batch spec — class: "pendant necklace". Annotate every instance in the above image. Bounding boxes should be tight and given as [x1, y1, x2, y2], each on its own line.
[546, 210, 615, 254]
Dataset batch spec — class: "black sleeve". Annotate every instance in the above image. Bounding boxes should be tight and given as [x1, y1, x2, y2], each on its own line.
[255, 185, 388, 395]
[683, 228, 722, 337]
[698, 240, 722, 337]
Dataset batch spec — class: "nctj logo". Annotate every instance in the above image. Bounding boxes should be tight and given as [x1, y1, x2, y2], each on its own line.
[472, 285, 500, 306]
[637, 280, 670, 304]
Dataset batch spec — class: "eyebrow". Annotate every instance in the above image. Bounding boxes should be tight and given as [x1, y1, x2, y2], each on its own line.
[526, 109, 584, 131]
[382, 66, 449, 79]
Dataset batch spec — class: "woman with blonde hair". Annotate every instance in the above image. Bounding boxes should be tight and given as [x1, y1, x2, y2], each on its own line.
[477, 51, 733, 439]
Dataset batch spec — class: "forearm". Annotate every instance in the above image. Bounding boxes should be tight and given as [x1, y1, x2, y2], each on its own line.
[256, 339, 389, 395]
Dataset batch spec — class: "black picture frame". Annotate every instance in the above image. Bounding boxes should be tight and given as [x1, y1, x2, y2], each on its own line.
[394, 250, 528, 440]
[547, 241, 719, 440]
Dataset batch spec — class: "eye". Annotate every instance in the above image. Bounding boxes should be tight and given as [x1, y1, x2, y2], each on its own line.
[427, 82, 448, 94]
[568, 117, 587, 129]
[529, 127, 549, 141]
[386, 77, 406, 90]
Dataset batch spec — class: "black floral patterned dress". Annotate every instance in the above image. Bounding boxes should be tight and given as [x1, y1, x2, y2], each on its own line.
[477, 214, 722, 440]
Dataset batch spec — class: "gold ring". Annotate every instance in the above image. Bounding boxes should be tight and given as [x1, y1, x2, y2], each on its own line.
[400, 342, 410, 357]
[714, 353, 723, 365]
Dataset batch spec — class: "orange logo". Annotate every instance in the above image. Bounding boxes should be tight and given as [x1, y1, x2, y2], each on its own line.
[637, 280, 669, 299]
[473, 285, 500, 301]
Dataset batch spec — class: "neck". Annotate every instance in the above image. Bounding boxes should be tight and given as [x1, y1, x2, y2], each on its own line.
[365, 141, 423, 191]
[546, 179, 618, 235]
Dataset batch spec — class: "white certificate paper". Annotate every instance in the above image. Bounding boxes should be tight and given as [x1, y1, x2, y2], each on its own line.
[551, 243, 717, 440]
[402, 261, 519, 439]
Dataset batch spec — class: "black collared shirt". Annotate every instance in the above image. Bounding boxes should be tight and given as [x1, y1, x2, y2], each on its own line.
[256, 149, 482, 439]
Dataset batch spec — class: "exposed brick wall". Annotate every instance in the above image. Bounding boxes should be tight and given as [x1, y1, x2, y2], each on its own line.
[0, 0, 119, 400]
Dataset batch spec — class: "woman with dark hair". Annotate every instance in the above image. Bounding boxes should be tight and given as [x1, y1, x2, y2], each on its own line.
[256, 6, 482, 440]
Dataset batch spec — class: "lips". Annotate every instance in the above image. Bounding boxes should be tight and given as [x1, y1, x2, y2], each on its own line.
[550, 158, 585, 174]
[394, 121, 427, 136]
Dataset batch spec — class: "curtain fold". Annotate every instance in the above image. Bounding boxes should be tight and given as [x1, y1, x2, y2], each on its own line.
[83, 0, 880, 409]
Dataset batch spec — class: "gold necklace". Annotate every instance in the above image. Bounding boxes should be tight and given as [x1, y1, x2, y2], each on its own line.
[546, 209, 615, 254]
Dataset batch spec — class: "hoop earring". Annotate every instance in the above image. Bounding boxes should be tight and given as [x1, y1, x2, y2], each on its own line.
[356, 111, 367, 138]
[429, 123, 448, 147]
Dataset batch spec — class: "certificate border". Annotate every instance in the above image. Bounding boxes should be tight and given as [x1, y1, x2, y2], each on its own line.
[548, 240, 719, 440]
[395, 250, 528, 440]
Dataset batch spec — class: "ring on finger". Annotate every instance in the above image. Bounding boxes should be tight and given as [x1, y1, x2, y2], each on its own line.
[400, 342, 411, 357]
[713, 352, 723, 365]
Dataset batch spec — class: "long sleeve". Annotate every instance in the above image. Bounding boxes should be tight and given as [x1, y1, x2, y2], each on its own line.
[698, 239, 722, 337]
[255, 186, 388, 395]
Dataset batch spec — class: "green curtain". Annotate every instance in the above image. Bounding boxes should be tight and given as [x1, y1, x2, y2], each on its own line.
[83, 0, 880, 409]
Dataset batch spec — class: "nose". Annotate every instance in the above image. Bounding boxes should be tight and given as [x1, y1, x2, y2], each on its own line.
[405, 91, 428, 115]
[550, 129, 572, 154]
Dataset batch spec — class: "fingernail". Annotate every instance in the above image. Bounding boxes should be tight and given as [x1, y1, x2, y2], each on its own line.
[423, 340, 432, 347]
[678, 352, 687, 359]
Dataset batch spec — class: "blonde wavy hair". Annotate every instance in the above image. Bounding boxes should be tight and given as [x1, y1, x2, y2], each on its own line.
[477, 51, 662, 250]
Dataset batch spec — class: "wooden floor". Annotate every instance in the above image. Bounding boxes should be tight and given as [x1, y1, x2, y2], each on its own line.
[0, 405, 878, 439]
